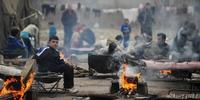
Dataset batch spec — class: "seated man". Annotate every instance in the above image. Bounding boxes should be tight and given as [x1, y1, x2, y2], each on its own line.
[130, 34, 151, 59]
[103, 42, 122, 70]
[170, 22, 198, 61]
[132, 33, 169, 60]
[3, 27, 27, 58]
[143, 33, 169, 60]
[35, 36, 76, 92]
[102, 42, 117, 54]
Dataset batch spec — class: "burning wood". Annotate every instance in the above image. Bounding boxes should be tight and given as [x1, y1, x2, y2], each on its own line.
[160, 70, 172, 75]
[143, 60, 200, 70]
[0, 59, 36, 100]
[0, 65, 21, 77]
[119, 64, 141, 95]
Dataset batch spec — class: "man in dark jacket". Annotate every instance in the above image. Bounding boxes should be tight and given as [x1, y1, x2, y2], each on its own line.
[137, 3, 154, 38]
[144, 33, 169, 60]
[3, 27, 27, 58]
[35, 36, 75, 91]
[170, 22, 199, 61]
[61, 4, 77, 49]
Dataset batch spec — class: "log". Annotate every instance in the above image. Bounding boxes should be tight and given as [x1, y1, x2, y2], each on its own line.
[4, 58, 28, 62]
[143, 60, 200, 70]
[0, 65, 21, 77]
[21, 59, 36, 82]
[0, 58, 35, 81]
[0, 93, 14, 100]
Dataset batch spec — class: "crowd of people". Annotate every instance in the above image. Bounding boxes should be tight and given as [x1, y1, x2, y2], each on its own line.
[31, 2, 200, 93]
[2, 2, 200, 94]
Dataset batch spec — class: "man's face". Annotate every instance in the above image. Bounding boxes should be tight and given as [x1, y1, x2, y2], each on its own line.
[145, 5, 151, 10]
[157, 36, 165, 45]
[49, 39, 59, 49]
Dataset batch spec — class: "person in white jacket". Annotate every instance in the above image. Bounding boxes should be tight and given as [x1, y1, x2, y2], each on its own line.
[20, 24, 39, 57]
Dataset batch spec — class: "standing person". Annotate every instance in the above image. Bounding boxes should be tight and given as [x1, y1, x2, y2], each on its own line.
[120, 18, 132, 49]
[61, 4, 77, 54]
[137, 2, 154, 38]
[48, 22, 57, 38]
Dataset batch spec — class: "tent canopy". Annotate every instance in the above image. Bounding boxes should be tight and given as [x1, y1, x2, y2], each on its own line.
[0, 0, 38, 50]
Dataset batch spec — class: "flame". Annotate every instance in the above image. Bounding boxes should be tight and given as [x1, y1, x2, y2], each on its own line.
[0, 72, 35, 100]
[120, 64, 141, 91]
[160, 70, 172, 75]
[0, 77, 18, 97]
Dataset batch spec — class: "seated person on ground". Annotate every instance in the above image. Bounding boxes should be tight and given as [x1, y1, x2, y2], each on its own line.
[71, 24, 96, 48]
[170, 22, 198, 61]
[3, 27, 27, 59]
[35, 36, 76, 92]
[191, 30, 200, 60]
[144, 33, 169, 60]
[115, 35, 123, 51]
[131, 33, 169, 60]
[103, 42, 122, 70]
[129, 34, 151, 59]
[20, 24, 39, 57]
[103, 42, 118, 55]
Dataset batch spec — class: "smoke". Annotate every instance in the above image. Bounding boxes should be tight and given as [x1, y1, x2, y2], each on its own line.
[125, 65, 141, 77]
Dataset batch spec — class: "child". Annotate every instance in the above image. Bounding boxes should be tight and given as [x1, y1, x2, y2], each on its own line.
[120, 19, 132, 49]
[48, 22, 57, 38]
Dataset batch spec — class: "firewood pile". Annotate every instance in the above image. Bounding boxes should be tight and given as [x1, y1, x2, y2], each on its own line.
[74, 66, 89, 77]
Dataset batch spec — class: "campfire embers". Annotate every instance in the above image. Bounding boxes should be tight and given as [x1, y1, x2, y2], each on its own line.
[110, 63, 148, 98]
[119, 64, 142, 95]
[155, 69, 192, 79]
[160, 70, 172, 75]
[119, 76, 138, 95]
[0, 72, 34, 100]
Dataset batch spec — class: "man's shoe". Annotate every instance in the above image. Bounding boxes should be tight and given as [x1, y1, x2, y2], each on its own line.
[69, 88, 79, 93]
[64, 88, 78, 94]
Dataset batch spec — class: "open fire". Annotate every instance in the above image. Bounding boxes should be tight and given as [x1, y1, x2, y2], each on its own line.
[160, 70, 172, 75]
[0, 72, 34, 100]
[119, 64, 141, 95]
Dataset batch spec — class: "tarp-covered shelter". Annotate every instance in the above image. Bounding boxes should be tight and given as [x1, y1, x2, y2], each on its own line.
[0, 0, 39, 50]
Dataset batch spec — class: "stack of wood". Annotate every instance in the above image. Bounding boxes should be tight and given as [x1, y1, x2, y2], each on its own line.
[64, 58, 89, 77]
[74, 66, 89, 77]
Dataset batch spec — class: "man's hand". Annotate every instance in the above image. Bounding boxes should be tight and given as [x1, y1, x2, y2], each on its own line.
[59, 52, 65, 60]
[64, 59, 77, 69]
